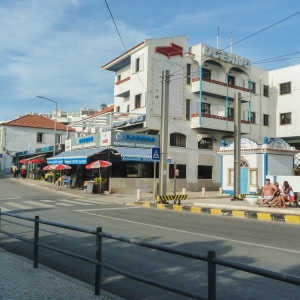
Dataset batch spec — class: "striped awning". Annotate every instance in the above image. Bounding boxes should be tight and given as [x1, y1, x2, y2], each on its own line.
[47, 147, 107, 164]
[112, 147, 171, 163]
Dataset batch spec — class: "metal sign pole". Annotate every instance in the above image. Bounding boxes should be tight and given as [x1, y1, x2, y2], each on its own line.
[153, 161, 156, 203]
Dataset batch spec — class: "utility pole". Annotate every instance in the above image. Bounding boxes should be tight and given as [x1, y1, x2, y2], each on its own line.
[232, 92, 242, 200]
[159, 70, 170, 196]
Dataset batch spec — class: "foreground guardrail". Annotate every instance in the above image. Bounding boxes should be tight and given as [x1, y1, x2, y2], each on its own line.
[1, 209, 300, 299]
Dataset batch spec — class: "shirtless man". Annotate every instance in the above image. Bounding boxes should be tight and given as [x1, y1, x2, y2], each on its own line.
[258, 178, 278, 206]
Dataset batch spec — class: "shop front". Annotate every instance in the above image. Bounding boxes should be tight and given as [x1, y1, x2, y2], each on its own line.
[46, 131, 169, 193]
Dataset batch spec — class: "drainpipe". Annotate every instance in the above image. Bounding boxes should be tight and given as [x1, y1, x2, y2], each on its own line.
[199, 65, 203, 125]
[225, 72, 229, 128]
[248, 79, 251, 131]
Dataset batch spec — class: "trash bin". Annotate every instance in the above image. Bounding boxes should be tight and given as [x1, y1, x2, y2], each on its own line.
[85, 181, 94, 194]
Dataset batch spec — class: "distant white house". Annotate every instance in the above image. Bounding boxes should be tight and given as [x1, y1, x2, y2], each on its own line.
[0, 115, 76, 172]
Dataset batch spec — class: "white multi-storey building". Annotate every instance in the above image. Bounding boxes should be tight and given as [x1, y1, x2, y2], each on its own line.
[101, 35, 300, 192]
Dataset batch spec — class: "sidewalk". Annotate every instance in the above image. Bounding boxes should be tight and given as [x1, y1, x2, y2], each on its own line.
[0, 247, 123, 300]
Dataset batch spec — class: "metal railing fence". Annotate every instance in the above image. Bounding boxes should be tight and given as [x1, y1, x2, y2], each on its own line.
[1, 209, 300, 300]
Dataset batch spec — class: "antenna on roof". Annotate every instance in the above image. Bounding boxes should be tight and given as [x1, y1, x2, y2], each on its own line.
[230, 32, 232, 53]
[217, 27, 220, 49]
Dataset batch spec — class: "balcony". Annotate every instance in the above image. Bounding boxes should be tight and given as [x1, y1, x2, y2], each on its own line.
[114, 76, 131, 97]
[191, 112, 251, 133]
[192, 77, 250, 100]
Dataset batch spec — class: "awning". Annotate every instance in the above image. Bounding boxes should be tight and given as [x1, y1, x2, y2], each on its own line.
[47, 147, 107, 165]
[113, 147, 171, 163]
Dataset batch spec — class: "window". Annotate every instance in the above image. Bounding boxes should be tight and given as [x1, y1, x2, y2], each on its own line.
[280, 82, 291, 95]
[135, 94, 142, 109]
[116, 106, 120, 112]
[250, 169, 257, 186]
[169, 164, 186, 179]
[170, 133, 186, 147]
[202, 103, 211, 113]
[280, 112, 291, 125]
[228, 108, 234, 118]
[250, 82, 256, 94]
[36, 133, 44, 143]
[198, 138, 213, 149]
[117, 74, 121, 82]
[135, 58, 140, 72]
[186, 99, 191, 120]
[186, 64, 191, 85]
[198, 165, 213, 179]
[228, 75, 235, 85]
[250, 112, 256, 124]
[228, 169, 234, 185]
[56, 134, 62, 144]
[202, 68, 211, 79]
[126, 104, 130, 113]
[263, 114, 269, 126]
[263, 85, 269, 97]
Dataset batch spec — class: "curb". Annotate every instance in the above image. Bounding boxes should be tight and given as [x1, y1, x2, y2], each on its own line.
[134, 202, 300, 225]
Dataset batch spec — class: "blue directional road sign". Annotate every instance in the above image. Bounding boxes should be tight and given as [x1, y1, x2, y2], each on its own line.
[151, 147, 160, 161]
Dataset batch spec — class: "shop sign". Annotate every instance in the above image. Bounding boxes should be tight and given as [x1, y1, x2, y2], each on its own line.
[68, 133, 101, 150]
[64, 157, 87, 164]
[203, 45, 251, 69]
[28, 148, 36, 154]
[107, 131, 159, 148]
[41, 146, 51, 152]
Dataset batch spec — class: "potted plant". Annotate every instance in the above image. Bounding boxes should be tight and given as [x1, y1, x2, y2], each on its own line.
[93, 177, 102, 194]
[245, 187, 262, 205]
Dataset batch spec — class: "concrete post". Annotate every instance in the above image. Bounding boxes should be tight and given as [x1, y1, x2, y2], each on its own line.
[202, 187, 205, 195]
[137, 189, 141, 200]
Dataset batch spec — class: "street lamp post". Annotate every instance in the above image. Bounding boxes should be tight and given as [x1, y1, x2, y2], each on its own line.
[36, 96, 57, 157]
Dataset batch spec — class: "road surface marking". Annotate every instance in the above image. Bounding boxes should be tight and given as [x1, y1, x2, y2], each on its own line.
[40, 200, 56, 203]
[59, 200, 93, 205]
[4, 202, 32, 209]
[55, 203, 75, 206]
[75, 207, 140, 212]
[0, 206, 11, 212]
[23, 201, 54, 208]
[79, 212, 300, 254]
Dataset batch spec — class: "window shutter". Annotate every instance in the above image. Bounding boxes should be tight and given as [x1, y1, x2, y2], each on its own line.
[243, 110, 249, 120]
[218, 105, 225, 116]
[140, 55, 144, 70]
[256, 113, 260, 124]
[211, 104, 218, 115]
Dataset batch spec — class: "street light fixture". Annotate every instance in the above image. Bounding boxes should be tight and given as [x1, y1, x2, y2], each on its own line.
[36, 96, 57, 157]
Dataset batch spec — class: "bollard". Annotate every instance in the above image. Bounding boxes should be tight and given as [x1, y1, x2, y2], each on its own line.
[137, 189, 141, 200]
[219, 187, 223, 194]
[182, 188, 186, 195]
[202, 187, 205, 195]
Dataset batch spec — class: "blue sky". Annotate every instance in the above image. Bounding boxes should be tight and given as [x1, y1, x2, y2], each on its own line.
[1, 0, 299, 121]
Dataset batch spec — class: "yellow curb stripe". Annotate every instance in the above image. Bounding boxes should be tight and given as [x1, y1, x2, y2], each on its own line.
[190, 207, 201, 213]
[173, 205, 183, 211]
[141, 203, 151, 208]
[210, 209, 222, 215]
[284, 215, 300, 224]
[232, 211, 246, 217]
[157, 204, 166, 209]
[257, 212, 272, 221]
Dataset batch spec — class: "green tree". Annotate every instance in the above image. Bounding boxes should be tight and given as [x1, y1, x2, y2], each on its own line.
[100, 103, 107, 110]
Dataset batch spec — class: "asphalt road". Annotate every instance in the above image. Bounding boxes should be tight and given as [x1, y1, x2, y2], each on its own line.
[1, 177, 300, 299]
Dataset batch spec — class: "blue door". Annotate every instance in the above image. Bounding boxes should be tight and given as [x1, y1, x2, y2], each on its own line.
[240, 168, 248, 194]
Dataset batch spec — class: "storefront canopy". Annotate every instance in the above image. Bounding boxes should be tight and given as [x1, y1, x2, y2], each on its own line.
[112, 147, 171, 163]
[47, 147, 107, 165]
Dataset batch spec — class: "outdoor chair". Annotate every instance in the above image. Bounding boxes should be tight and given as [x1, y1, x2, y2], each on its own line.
[62, 176, 71, 188]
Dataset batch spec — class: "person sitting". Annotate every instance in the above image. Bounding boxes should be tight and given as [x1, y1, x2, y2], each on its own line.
[258, 179, 278, 206]
[278, 181, 294, 208]
[55, 175, 64, 186]
[268, 182, 284, 207]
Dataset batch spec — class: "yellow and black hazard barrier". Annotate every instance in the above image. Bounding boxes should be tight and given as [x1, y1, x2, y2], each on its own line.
[157, 194, 188, 204]
[239, 194, 257, 200]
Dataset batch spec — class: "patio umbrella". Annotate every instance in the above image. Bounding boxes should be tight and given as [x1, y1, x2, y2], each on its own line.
[19, 158, 29, 164]
[86, 160, 112, 189]
[27, 158, 46, 164]
[43, 164, 71, 182]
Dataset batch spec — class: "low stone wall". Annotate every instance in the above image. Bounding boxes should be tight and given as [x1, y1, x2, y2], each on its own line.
[109, 178, 220, 193]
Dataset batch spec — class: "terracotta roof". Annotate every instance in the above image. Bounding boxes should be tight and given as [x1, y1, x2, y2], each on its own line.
[3, 115, 75, 131]
[88, 105, 114, 118]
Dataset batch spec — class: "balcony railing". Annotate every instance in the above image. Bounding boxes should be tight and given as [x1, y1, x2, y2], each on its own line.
[115, 76, 130, 85]
[191, 112, 250, 124]
[192, 77, 250, 93]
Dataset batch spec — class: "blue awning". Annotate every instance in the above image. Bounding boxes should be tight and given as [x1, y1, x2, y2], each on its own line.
[47, 147, 107, 165]
[113, 147, 171, 163]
